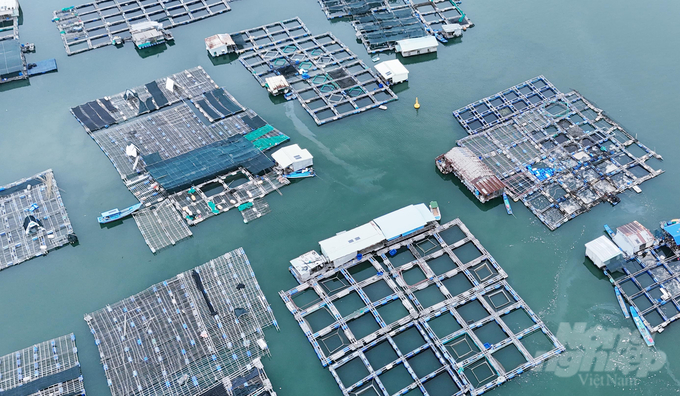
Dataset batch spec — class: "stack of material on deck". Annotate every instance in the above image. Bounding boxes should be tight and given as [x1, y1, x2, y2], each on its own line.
[436, 147, 505, 202]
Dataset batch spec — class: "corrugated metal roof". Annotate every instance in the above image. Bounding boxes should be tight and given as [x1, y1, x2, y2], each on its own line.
[373, 204, 435, 241]
[616, 221, 654, 246]
[205, 34, 235, 49]
[319, 222, 385, 262]
[0, 40, 23, 76]
[664, 222, 680, 243]
[441, 147, 505, 195]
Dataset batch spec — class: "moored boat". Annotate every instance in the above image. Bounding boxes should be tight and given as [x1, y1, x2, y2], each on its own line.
[630, 306, 654, 347]
[503, 192, 513, 215]
[285, 168, 315, 179]
[98, 202, 143, 224]
[429, 201, 441, 220]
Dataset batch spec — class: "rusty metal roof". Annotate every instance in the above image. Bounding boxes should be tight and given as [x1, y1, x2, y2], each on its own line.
[442, 147, 505, 195]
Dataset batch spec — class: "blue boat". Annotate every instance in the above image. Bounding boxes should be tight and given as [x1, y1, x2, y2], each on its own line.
[98, 203, 143, 224]
[630, 306, 654, 347]
[503, 192, 513, 215]
[615, 287, 630, 318]
[284, 168, 315, 179]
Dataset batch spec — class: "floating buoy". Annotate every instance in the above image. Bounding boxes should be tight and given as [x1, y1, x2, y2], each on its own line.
[414, 97, 420, 109]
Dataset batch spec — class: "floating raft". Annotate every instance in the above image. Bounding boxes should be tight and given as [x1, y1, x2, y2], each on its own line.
[443, 76, 663, 230]
[70, 67, 296, 253]
[236, 19, 398, 125]
[85, 247, 278, 396]
[280, 216, 564, 396]
[52, 0, 231, 55]
[27, 58, 58, 76]
[0, 169, 76, 270]
[0, 333, 85, 395]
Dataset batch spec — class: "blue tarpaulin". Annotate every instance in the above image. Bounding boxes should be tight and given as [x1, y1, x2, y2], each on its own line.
[663, 222, 680, 244]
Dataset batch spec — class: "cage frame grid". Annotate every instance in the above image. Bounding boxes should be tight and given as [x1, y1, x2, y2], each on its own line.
[455, 82, 663, 230]
[0, 169, 75, 270]
[229, 17, 312, 54]
[605, 245, 680, 334]
[453, 76, 560, 135]
[0, 333, 85, 395]
[280, 218, 563, 395]
[351, 5, 427, 54]
[237, 25, 398, 125]
[53, 0, 232, 55]
[328, 320, 468, 396]
[85, 248, 278, 396]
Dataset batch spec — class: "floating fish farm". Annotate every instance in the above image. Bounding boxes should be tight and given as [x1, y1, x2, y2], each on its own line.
[280, 217, 563, 396]
[236, 19, 398, 125]
[0, 169, 77, 270]
[70, 67, 297, 253]
[52, 0, 231, 55]
[0, 10, 26, 84]
[0, 333, 85, 395]
[439, 76, 663, 230]
[317, 0, 473, 53]
[85, 247, 278, 396]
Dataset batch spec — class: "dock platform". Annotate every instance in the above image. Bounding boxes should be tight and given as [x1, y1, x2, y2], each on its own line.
[0, 169, 76, 271]
[442, 76, 663, 230]
[85, 247, 278, 396]
[70, 67, 300, 253]
[52, 0, 231, 55]
[280, 217, 563, 395]
[27, 58, 58, 76]
[0, 333, 85, 395]
[236, 19, 398, 125]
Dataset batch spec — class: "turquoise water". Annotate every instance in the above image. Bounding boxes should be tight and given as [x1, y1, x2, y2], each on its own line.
[1, 0, 680, 395]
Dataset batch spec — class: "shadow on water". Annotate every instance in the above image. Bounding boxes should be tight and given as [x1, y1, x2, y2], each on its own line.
[582, 257, 609, 280]
[0, 79, 30, 92]
[268, 93, 289, 105]
[435, 167, 501, 212]
[99, 219, 127, 229]
[399, 52, 437, 65]
[136, 43, 169, 58]
[390, 81, 409, 94]
[209, 52, 240, 66]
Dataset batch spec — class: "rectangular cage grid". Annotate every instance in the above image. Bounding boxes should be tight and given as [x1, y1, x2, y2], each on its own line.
[280, 218, 563, 395]
[53, 0, 231, 55]
[454, 79, 663, 230]
[605, 245, 680, 334]
[237, 21, 398, 125]
[453, 76, 560, 135]
[72, 67, 296, 253]
[0, 333, 85, 395]
[351, 5, 426, 53]
[229, 17, 311, 54]
[85, 248, 278, 396]
[0, 169, 75, 270]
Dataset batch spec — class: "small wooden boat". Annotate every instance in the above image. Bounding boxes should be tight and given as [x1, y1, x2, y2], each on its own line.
[429, 201, 441, 220]
[630, 306, 654, 347]
[503, 193, 513, 215]
[98, 203, 143, 224]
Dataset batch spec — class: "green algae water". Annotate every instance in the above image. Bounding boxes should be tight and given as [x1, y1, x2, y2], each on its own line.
[1, 0, 680, 394]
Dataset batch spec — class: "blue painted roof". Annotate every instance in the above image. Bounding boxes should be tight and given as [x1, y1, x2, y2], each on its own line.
[663, 222, 680, 243]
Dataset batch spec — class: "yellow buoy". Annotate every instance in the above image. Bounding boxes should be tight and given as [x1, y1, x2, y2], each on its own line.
[414, 97, 420, 109]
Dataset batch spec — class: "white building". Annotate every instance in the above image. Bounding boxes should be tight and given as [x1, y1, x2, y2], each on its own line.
[319, 222, 386, 268]
[0, 0, 19, 18]
[373, 204, 436, 241]
[130, 21, 166, 49]
[374, 59, 409, 85]
[290, 250, 327, 282]
[395, 36, 438, 57]
[271, 144, 313, 173]
[612, 221, 655, 256]
[585, 236, 623, 269]
[264, 75, 290, 95]
[205, 33, 236, 56]
[441, 24, 463, 39]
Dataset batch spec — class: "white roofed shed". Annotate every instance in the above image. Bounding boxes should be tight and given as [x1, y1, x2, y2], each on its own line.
[395, 36, 438, 57]
[374, 59, 409, 84]
[373, 203, 436, 241]
[585, 236, 623, 269]
[319, 222, 386, 267]
[271, 144, 313, 172]
[612, 221, 655, 256]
